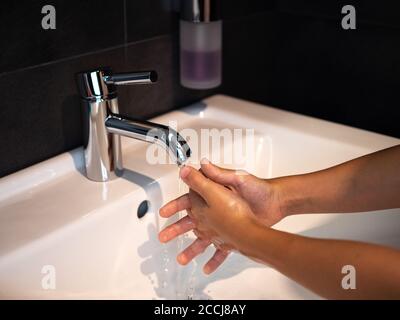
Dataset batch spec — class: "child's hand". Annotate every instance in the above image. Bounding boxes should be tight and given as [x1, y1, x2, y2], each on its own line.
[199, 159, 286, 227]
[158, 160, 285, 274]
[159, 164, 259, 273]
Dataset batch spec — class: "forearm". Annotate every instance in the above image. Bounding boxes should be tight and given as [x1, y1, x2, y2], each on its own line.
[238, 223, 400, 299]
[273, 145, 400, 215]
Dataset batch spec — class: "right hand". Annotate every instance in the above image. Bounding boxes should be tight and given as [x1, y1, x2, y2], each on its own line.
[200, 159, 286, 227]
[158, 159, 286, 274]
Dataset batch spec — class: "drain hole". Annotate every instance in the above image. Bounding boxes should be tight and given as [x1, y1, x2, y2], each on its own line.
[137, 200, 150, 219]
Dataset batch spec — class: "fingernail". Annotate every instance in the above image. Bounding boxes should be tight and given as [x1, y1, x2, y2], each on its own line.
[203, 266, 211, 275]
[180, 166, 190, 179]
[200, 158, 210, 165]
[177, 254, 187, 265]
[159, 233, 168, 243]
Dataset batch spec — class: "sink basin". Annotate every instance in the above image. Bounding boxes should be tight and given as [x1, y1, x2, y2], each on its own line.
[0, 95, 399, 299]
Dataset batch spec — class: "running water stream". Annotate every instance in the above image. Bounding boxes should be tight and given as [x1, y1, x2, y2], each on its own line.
[175, 176, 186, 299]
[175, 169, 199, 300]
[156, 166, 200, 299]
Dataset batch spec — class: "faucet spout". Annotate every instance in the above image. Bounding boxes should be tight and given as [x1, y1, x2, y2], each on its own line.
[105, 114, 191, 166]
[76, 67, 191, 182]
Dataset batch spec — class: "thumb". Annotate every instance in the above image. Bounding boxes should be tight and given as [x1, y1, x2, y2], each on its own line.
[200, 158, 240, 187]
[180, 165, 219, 203]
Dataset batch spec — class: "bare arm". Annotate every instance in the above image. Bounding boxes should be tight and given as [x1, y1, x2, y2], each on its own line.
[274, 145, 400, 215]
[241, 223, 400, 299]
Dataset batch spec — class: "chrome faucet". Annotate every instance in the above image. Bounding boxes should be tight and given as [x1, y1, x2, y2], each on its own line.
[76, 67, 191, 182]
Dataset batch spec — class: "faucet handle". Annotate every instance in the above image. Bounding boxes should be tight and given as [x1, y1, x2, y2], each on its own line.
[76, 67, 157, 100]
[104, 71, 158, 86]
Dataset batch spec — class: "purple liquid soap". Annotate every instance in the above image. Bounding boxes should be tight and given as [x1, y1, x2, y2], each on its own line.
[181, 50, 221, 82]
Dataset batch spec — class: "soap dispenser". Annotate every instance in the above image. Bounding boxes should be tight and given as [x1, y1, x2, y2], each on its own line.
[180, 0, 222, 89]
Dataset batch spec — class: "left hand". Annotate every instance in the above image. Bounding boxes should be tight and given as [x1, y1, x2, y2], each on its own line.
[158, 165, 261, 274]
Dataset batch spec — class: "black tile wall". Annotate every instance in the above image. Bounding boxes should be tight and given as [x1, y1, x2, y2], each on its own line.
[221, 0, 275, 20]
[126, 0, 176, 43]
[276, 0, 400, 28]
[221, 9, 400, 139]
[0, 1, 399, 178]
[0, 0, 125, 73]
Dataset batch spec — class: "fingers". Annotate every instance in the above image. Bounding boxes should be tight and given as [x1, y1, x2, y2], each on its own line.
[200, 158, 239, 187]
[177, 238, 211, 265]
[188, 188, 206, 209]
[203, 249, 230, 274]
[159, 193, 191, 218]
[180, 165, 223, 203]
[158, 215, 195, 243]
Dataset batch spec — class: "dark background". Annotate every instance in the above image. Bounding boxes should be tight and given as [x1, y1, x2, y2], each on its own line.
[0, 0, 399, 178]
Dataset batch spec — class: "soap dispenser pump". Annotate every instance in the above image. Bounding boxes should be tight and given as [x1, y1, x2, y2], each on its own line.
[180, 0, 222, 89]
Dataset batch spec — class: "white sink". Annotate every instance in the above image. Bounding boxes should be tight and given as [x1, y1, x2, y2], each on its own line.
[0, 95, 399, 299]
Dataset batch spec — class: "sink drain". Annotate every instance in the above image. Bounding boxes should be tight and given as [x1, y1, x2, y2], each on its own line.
[137, 200, 150, 219]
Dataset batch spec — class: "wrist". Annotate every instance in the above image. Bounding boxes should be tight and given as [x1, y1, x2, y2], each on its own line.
[269, 175, 311, 217]
[235, 219, 297, 268]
